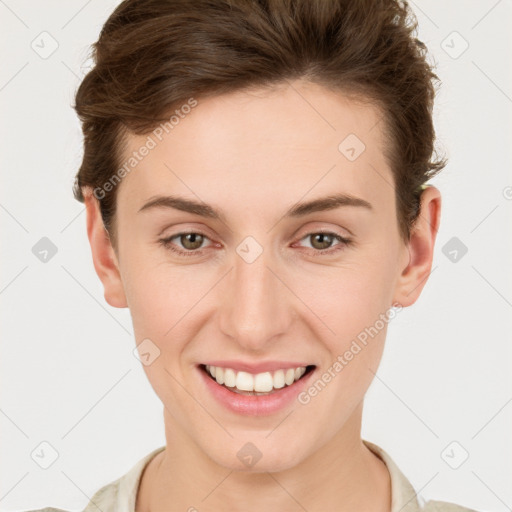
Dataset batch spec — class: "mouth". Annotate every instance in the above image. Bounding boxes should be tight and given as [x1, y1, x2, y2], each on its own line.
[199, 363, 316, 396]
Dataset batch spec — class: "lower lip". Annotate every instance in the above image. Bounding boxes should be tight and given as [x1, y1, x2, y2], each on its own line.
[198, 365, 315, 416]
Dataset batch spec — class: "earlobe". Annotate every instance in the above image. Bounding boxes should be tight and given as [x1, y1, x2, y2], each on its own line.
[84, 190, 128, 308]
[392, 186, 442, 308]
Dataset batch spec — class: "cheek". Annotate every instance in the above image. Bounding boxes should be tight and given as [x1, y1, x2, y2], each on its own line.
[122, 253, 197, 332]
[122, 262, 202, 409]
[292, 265, 394, 423]
[294, 258, 396, 349]
[121, 259, 216, 378]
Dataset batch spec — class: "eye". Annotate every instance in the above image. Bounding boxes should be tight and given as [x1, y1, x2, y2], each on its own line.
[159, 230, 352, 258]
[295, 231, 352, 256]
[159, 232, 213, 256]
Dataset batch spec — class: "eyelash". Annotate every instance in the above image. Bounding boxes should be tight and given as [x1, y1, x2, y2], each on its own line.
[158, 230, 352, 258]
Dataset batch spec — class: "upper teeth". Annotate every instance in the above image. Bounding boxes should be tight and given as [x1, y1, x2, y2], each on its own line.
[205, 365, 307, 392]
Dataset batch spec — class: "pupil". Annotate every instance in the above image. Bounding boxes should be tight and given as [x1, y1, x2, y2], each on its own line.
[313, 233, 331, 249]
[183, 233, 202, 249]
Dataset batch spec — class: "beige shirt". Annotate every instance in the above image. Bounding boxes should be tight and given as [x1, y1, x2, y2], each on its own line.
[26, 440, 479, 512]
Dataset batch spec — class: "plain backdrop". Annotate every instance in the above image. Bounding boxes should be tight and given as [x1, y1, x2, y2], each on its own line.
[1, 1, 511, 511]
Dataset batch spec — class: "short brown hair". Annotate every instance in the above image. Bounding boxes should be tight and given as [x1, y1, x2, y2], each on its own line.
[72, 0, 447, 247]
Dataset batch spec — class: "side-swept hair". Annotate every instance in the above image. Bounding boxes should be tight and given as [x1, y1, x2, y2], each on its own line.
[73, 0, 447, 246]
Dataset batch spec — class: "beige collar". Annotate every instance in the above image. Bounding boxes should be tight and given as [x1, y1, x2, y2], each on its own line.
[363, 439, 422, 512]
[84, 440, 422, 512]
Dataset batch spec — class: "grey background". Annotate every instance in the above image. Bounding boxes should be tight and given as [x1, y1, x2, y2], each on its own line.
[1, 1, 511, 510]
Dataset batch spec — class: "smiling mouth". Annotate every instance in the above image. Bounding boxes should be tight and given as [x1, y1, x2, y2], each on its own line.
[200, 364, 316, 396]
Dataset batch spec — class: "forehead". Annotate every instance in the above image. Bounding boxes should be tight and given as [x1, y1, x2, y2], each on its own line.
[116, 80, 392, 220]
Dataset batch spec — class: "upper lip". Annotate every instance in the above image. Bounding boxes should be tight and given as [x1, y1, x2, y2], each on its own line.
[201, 360, 315, 374]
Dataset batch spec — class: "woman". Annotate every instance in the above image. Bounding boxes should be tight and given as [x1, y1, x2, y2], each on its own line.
[28, 0, 480, 510]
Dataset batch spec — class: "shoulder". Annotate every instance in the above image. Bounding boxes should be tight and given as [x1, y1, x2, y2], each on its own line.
[22, 447, 165, 512]
[20, 509, 72, 512]
[422, 498, 481, 511]
[18, 482, 121, 512]
[362, 439, 482, 512]
[81, 479, 120, 512]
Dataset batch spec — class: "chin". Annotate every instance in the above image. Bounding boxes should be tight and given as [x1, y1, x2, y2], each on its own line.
[205, 438, 307, 474]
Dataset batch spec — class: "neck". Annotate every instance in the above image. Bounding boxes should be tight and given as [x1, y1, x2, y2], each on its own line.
[136, 403, 391, 512]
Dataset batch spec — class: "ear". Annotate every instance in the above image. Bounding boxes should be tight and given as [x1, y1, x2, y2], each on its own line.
[83, 190, 128, 308]
[393, 185, 442, 307]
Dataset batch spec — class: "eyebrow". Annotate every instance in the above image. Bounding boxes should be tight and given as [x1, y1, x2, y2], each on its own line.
[138, 193, 373, 221]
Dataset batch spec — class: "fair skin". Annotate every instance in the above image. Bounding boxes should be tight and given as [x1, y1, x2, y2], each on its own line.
[84, 79, 441, 512]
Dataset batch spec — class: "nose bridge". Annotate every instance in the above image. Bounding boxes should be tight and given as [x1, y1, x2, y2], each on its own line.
[218, 246, 291, 351]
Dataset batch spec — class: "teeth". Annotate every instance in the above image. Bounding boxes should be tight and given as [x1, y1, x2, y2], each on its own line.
[254, 372, 273, 392]
[215, 367, 224, 385]
[205, 364, 309, 393]
[224, 368, 236, 388]
[273, 369, 285, 389]
[236, 371, 255, 391]
[285, 368, 295, 386]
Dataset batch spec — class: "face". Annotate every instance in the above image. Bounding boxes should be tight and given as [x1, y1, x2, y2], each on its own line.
[86, 79, 438, 473]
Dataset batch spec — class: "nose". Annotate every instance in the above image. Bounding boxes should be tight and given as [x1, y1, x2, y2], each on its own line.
[217, 248, 294, 352]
